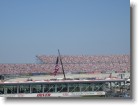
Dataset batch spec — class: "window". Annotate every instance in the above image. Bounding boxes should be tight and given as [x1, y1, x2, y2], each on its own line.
[80, 83, 92, 92]
[94, 83, 103, 91]
[31, 84, 42, 93]
[57, 84, 68, 92]
[19, 85, 30, 93]
[44, 84, 55, 93]
[69, 83, 80, 92]
[5, 85, 17, 94]
[0, 86, 4, 94]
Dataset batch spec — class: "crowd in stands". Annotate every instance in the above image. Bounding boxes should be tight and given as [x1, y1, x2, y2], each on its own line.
[0, 55, 130, 75]
[36, 55, 129, 64]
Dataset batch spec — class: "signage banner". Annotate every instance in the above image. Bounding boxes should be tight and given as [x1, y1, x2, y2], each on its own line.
[1, 91, 105, 97]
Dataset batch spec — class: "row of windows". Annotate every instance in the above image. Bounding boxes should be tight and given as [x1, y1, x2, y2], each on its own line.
[0, 83, 105, 94]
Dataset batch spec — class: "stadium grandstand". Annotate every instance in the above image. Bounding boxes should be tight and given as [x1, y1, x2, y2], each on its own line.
[0, 54, 130, 80]
[0, 54, 130, 97]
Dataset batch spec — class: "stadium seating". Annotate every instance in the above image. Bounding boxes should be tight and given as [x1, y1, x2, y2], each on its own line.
[0, 55, 130, 75]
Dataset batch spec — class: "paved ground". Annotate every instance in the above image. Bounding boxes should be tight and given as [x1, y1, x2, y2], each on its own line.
[5, 72, 130, 82]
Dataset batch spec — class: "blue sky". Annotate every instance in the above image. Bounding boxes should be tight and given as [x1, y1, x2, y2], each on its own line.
[0, 0, 130, 63]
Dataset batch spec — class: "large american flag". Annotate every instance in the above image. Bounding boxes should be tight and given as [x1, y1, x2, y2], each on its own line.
[53, 56, 59, 76]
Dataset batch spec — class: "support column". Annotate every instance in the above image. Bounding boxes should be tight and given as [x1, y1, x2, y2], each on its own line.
[110, 82, 112, 90]
[55, 84, 57, 92]
[79, 84, 82, 92]
[17, 86, 19, 94]
[92, 84, 94, 91]
[4, 87, 7, 94]
[30, 85, 32, 93]
[67, 84, 69, 92]
[42, 84, 44, 93]
[102, 83, 105, 91]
